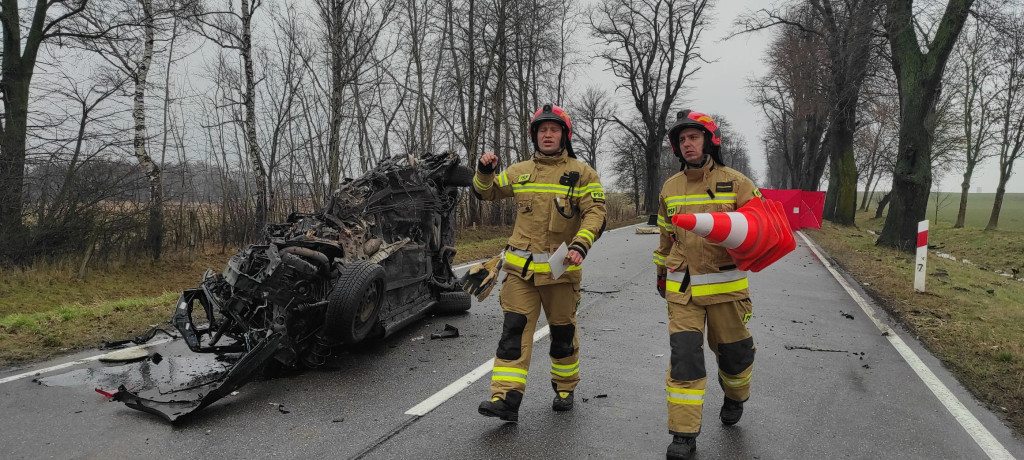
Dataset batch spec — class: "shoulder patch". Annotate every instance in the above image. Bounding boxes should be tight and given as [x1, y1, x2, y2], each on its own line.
[590, 191, 605, 201]
[517, 173, 531, 183]
[753, 188, 762, 198]
[716, 182, 734, 192]
[667, 206, 677, 216]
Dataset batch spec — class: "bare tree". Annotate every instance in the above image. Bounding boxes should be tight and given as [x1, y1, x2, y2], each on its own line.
[712, 114, 758, 184]
[572, 86, 615, 170]
[738, 0, 881, 225]
[986, 9, 1024, 230]
[192, 0, 268, 227]
[877, 0, 974, 250]
[591, 0, 710, 214]
[949, 11, 999, 228]
[0, 0, 99, 261]
[610, 126, 646, 216]
[748, 19, 830, 191]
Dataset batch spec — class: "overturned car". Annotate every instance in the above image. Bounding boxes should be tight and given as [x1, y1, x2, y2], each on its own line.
[115, 151, 476, 422]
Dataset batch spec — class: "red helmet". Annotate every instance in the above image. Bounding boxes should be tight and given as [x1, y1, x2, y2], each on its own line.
[668, 110, 722, 164]
[530, 104, 575, 157]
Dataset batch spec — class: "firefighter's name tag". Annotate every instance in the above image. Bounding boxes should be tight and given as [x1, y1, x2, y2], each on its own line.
[517, 173, 531, 183]
[716, 182, 734, 192]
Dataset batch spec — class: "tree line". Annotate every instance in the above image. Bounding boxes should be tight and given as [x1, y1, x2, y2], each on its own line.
[2, 0, 1017, 268]
[744, 0, 1023, 248]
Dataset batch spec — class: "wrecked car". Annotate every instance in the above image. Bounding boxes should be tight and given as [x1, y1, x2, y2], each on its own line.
[114, 151, 476, 422]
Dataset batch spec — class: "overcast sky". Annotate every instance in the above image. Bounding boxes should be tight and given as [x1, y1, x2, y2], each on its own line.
[580, 0, 1022, 194]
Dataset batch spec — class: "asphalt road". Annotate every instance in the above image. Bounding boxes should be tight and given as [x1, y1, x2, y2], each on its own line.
[1, 224, 1022, 460]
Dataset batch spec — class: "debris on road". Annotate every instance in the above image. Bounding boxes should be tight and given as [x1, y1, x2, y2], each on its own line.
[784, 345, 849, 353]
[98, 347, 148, 363]
[840, 311, 854, 320]
[430, 324, 459, 339]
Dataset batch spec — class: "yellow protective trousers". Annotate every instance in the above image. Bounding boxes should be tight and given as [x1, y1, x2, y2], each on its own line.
[665, 297, 755, 436]
[489, 274, 582, 400]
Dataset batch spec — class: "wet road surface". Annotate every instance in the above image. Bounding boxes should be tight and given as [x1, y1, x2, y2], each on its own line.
[1, 224, 1021, 459]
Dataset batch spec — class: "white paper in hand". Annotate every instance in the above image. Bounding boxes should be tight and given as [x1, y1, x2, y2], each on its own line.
[547, 242, 570, 280]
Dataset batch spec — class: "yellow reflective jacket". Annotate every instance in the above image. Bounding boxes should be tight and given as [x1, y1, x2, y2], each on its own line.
[473, 150, 607, 285]
[653, 159, 760, 305]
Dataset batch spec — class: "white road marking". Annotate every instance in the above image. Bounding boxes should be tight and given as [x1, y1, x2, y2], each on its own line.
[798, 231, 1013, 460]
[0, 338, 173, 385]
[405, 325, 551, 416]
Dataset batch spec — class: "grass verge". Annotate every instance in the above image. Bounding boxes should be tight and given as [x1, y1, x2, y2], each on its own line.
[804, 211, 1024, 436]
[0, 217, 645, 369]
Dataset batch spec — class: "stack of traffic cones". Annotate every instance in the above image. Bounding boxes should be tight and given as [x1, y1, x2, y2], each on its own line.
[670, 197, 796, 272]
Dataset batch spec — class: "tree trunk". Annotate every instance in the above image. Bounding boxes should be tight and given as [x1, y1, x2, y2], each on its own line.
[0, 74, 30, 257]
[642, 134, 661, 214]
[878, 99, 933, 250]
[134, 0, 163, 260]
[985, 182, 1006, 230]
[954, 165, 974, 228]
[241, 0, 268, 228]
[327, 0, 344, 195]
[878, 0, 973, 250]
[874, 190, 892, 219]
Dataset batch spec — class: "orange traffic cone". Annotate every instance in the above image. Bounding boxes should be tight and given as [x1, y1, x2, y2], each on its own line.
[744, 199, 796, 272]
[671, 198, 795, 272]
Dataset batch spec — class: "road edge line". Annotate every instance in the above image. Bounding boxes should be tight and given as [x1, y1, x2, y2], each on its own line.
[798, 230, 1012, 460]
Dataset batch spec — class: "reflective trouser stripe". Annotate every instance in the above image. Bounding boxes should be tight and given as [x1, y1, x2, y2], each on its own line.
[692, 278, 749, 297]
[719, 370, 751, 388]
[492, 366, 528, 384]
[667, 387, 705, 405]
[551, 361, 579, 377]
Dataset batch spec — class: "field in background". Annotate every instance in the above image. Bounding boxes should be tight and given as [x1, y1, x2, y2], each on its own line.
[859, 192, 1023, 230]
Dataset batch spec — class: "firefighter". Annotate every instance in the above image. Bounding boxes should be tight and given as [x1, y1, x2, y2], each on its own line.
[473, 104, 607, 422]
[653, 110, 761, 460]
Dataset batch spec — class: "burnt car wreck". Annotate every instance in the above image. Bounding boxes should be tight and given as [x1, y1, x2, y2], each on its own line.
[114, 151, 476, 422]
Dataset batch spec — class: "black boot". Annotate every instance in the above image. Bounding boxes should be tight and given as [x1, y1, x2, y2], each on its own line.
[478, 390, 522, 422]
[666, 435, 696, 460]
[552, 390, 573, 411]
[720, 396, 745, 425]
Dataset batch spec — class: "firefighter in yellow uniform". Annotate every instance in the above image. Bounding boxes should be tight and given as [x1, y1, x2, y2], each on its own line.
[654, 110, 760, 460]
[473, 104, 607, 422]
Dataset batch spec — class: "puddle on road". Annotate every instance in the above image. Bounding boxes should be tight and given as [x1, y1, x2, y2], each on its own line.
[37, 354, 230, 396]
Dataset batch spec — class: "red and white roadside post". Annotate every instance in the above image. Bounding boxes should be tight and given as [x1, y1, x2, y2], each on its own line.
[915, 220, 928, 292]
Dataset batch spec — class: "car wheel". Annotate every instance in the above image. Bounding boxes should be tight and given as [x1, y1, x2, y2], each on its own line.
[433, 291, 472, 315]
[324, 260, 386, 344]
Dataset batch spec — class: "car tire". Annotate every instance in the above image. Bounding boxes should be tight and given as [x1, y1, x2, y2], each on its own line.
[324, 260, 386, 344]
[433, 291, 472, 315]
[444, 165, 476, 187]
